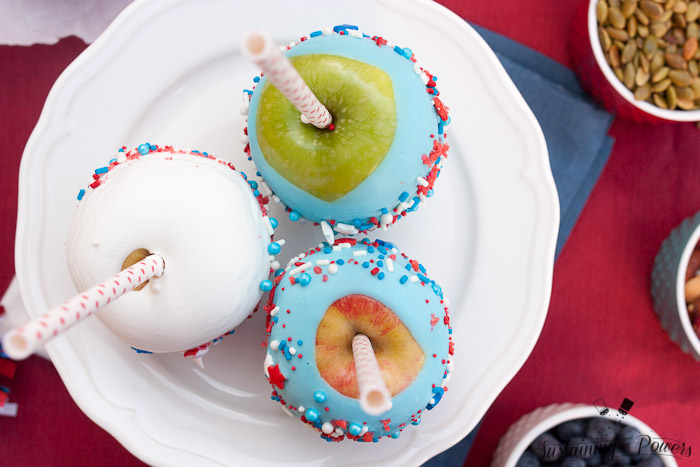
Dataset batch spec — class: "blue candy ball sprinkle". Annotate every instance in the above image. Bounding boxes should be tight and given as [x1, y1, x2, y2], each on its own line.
[259, 280, 273, 291]
[391, 431, 401, 439]
[249, 180, 258, 189]
[289, 211, 301, 222]
[268, 242, 281, 255]
[348, 423, 362, 436]
[313, 391, 326, 403]
[306, 408, 319, 422]
[269, 217, 279, 229]
[298, 273, 311, 286]
[137, 144, 150, 155]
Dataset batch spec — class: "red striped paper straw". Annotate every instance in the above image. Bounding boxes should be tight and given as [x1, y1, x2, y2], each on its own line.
[2, 254, 165, 360]
[352, 333, 393, 415]
[242, 30, 333, 129]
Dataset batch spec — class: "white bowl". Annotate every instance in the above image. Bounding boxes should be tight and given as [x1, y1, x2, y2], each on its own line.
[492, 403, 679, 466]
[586, 0, 700, 122]
[651, 211, 700, 360]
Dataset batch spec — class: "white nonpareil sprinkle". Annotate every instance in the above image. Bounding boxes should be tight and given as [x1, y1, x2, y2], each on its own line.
[322, 423, 334, 434]
[316, 259, 330, 266]
[409, 275, 419, 283]
[241, 134, 249, 144]
[323, 27, 333, 35]
[353, 250, 367, 257]
[277, 239, 286, 246]
[269, 340, 280, 350]
[420, 71, 430, 85]
[340, 242, 351, 249]
[289, 262, 312, 276]
[360, 426, 369, 435]
[335, 427, 344, 435]
[417, 176, 429, 187]
[328, 264, 338, 275]
[414, 62, 422, 74]
[260, 181, 272, 196]
[289, 347, 296, 355]
[117, 152, 126, 163]
[332, 245, 341, 252]
[386, 258, 394, 272]
[271, 260, 280, 270]
[298, 406, 305, 413]
[349, 29, 362, 38]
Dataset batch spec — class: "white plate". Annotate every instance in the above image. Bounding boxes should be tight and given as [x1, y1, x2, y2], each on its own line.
[15, 0, 559, 465]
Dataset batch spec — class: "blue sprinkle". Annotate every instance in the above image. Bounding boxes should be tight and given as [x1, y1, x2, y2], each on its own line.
[376, 239, 385, 246]
[109, 158, 117, 164]
[313, 391, 326, 403]
[337, 259, 345, 265]
[297, 340, 303, 346]
[426, 386, 445, 410]
[268, 243, 281, 255]
[278, 340, 287, 350]
[137, 143, 150, 155]
[417, 273, 429, 283]
[362, 262, 369, 268]
[306, 408, 319, 422]
[273, 316, 278, 323]
[240, 171, 247, 179]
[403, 47, 412, 59]
[427, 189, 434, 197]
[323, 247, 332, 254]
[249, 180, 258, 189]
[269, 217, 278, 228]
[298, 273, 311, 286]
[289, 211, 301, 222]
[348, 423, 362, 436]
[260, 280, 273, 291]
[419, 264, 426, 274]
[284, 347, 291, 360]
[449, 328, 453, 335]
[381, 208, 388, 214]
[334, 24, 358, 32]
[438, 121, 444, 134]
[310, 30, 323, 37]
[378, 255, 385, 260]
[412, 418, 421, 426]
[151, 144, 158, 151]
[192, 150, 200, 154]
[77, 189, 85, 201]
[433, 75, 438, 81]
[378, 272, 385, 280]
[400, 275, 408, 284]
[405, 264, 412, 271]
[253, 190, 260, 197]
[243, 89, 253, 95]
[378, 246, 388, 255]
[274, 269, 284, 277]
[399, 191, 409, 202]
[354, 218, 362, 228]
[118, 147, 125, 152]
[391, 431, 400, 439]
[253, 76, 260, 82]
[359, 223, 373, 231]
[256, 170, 261, 176]
[384, 242, 394, 249]
[130, 347, 153, 354]
[377, 260, 384, 267]
[393, 45, 403, 55]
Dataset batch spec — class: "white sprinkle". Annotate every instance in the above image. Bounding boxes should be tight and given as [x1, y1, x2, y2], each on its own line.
[279, 45, 287, 52]
[349, 29, 362, 38]
[298, 406, 305, 413]
[360, 426, 369, 435]
[414, 62, 422, 74]
[270, 306, 279, 317]
[117, 152, 127, 163]
[269, 340, 280, 350]
[328, 264, 338, 275]
[332, 245, 341, 252]
[443, 297, 450, 306]
[300, 114, 310, 124]
[272, 194, 281, 203]
[260, 181, 272, 197]
[282, 406, 294, 418]
[289, 347, 296, 355]
[277, 239, 286, 246]
[271, 260, 280, 270]
[263, 353, 274, 377]
[288, 41, 296, 47]
[289, 262, 312, 276]
[417, 176, 429, 187]
[386, 258, 394, 272]
[269, 255, 275, 262]
[409, 275, 419, 283]
[420, 72, 430, 85]
[386, 40, 394, 48]
[396, 201, 410, 212]
[335, 427, 344, 435]
[241, 134, 249, 144]
[323, 27, 333, 35]
[353, 250, 367, 257]
[391, 247, 398, 254]
[320, 220, 335, 245]
[429, 398, 436, 405]
[240, 93, 250, 115]
[322, 422, 334, 434]
[334, 223, 359, 235]
[340, 242, 352, 249]
[316, 259, 330, 266]
[263, 217, 275, 236]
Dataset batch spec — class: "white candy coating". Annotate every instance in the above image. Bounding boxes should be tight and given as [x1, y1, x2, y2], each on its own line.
[66, 149, 271, 353]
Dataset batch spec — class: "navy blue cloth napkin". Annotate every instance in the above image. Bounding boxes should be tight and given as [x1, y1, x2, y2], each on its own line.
[422, 24, 615, 466]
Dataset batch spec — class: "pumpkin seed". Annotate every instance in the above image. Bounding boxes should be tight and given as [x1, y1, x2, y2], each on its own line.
[642, 0, 665, 18]
[610, 0, 621, 7]
[644, 35, 659, 54]
[670, 68, 693, 84]
[598, 0, 610, 22]
[623, 40, 639, 62]
[609, 45, 622, 67]
[667, 0, 678, 10]
[651, 50, 666, 71]
[636, 8, 651, 24]
[609, 27, 631, 40]
[652, 65, 671, 81]
[687, 1, 700, 21]
[653, 92, 670, 106]
[610, 7, 628, 27]
[623, 0, 638, 17]
[684, 36, 699, 58]
[666, 51, 689, 67]
[688, 22, 699, 38]
[690, 76, 700, 96]
[639, 24, 651, 36]
[676, 84, 695, 98]
[600, 27, 612, 51]
[690, 59, 699, 75]
[674, 0, 689, 13]
[615, 66, 625, 80]
[653, 77, 673, 90]
[641, 51, 651, 70]
[635, 83, 652, 99]
[667, 84, 678, 107]
[629, 16, 639, 36]
[625, 62, 637, 87]
[651, 21, 671, 36]
[636, 66, 652, 84]
[674, 12, 688, 27]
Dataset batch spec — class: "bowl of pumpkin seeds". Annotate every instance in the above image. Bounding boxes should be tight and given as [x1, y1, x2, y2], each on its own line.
[591, 0, 700, 120]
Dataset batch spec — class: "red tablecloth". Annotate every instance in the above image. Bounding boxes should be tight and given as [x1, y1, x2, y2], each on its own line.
[1, 2, 699, 466]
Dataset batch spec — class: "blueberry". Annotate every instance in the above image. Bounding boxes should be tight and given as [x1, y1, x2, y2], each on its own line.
[617, 426, 642, 455]
[559, 457, 586, 467]
[515, 450, 542, 467]
[566, 437, 597, 460]
[531, 432, 562, 462]
[556, 420, 586, 442]
[586, 418, 618, 443]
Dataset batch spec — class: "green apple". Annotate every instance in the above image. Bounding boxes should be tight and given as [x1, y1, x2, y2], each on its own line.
[255, 54, 396, 202]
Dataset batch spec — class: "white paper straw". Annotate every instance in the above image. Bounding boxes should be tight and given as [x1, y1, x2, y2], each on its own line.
[352, 333, 393, 416]
[242, 29, 333, 129]
[2, 254, 165, 360]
